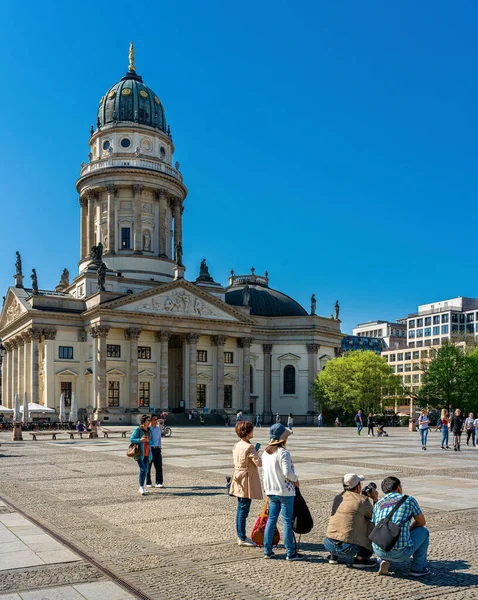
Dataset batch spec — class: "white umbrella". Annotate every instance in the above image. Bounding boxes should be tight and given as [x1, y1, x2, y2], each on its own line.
[59, 393, 66, 423]
[0, 405, 13, 414]
[21, 402, 55, 414]
[69, 392, 78, 423]
[22, 392, 29, 423]
[14, 393, 21, 422]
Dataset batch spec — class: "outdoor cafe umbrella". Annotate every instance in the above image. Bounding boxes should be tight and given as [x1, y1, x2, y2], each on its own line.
[22, 392, 29, 423]
[0, 404, 13, 414]
[14, 393, 20, 422]
[59, 393, 66, 423]
[69, 392, 78, 423]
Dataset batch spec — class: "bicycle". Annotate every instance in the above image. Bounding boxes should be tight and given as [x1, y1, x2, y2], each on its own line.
[161, 425, 172, 437]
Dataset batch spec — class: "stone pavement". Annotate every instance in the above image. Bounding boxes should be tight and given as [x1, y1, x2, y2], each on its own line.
[0, 426, 478, 599]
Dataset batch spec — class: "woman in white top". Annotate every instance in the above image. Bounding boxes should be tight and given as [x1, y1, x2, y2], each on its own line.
[261, 423, 303, 561]
[287, 413, 294, 431]
[418, 409, 430, 451]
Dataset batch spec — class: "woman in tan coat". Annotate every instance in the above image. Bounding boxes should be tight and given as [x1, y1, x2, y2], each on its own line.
[229, 420, 262, 546]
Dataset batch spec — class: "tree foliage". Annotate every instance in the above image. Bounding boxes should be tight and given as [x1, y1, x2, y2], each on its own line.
[418, 340, 478, 413]
[313, 350, 401, 414]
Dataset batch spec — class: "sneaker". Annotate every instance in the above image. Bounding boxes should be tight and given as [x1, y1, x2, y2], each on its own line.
[327, 554, 339, 564]
[286, 553, 306, 561]
[441, 446, 445, 449]
[138, 486, 147, 495]
[409, 566, 431, 577]
[237, 537, 257, 547]
[264, 552, 275, 559]
[454, 447, 457, 451]
[378, 560, 390, 576]
[446, 446, 450, 449]
[155, 484, 163, 488]
[352, 557, 377, 569]
[146, 484, 153, 488]
[423, 447, 427, 450]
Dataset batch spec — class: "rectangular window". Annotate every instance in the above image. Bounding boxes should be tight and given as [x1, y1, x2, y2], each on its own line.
[424, 339, 431, 346]
[224, 384, 233, 409]
[138, 346, 151, 359]
[466, 323, 474, 334]
[408, 330, 415, 338]
[397, 364, 403, 373]
[409, 342, 415, 348]
[390, 366, 396, 373]
[424, 327, 431, 337]
[108, 381, 120, 407]
[467, 313, 475, 322]
[224, 352, 234, 364]
[412, 374, 420, 383]
[121, 227, 131, 249]
[433, 326, 440, 335]
[409, 320, 415, 328]
[441, 325, 449, 334]
[442, 314, 449, 323]
[417, 318, 423, 327]
[139, 381, 150, 407]
[460, 324, 465, 332]
[397, 353, 403, 361]
[405, 352, 411, 361]
[60, 381, 72, 407]
[107, 344, 121, 358]
[452, 313, 458, 323]
[460, 313, 465, 323]
[433, 338, 440, 345]
[416, 329, 423, 338]
[389, 354, 396, 362]
[452, 324, 459, 333]
[425, 317, 431, 326]
[405, 364, 411, 372]
[197, 350, 207, 362]
[421, 350, 428, 358]
[433, 316, 440, 325]
[197, 383, 206, 408]
[59, 346, 73, 360]
[404, 375, 411, 384]
[416, 341, 423, 347]
[413, 351, 419, 359]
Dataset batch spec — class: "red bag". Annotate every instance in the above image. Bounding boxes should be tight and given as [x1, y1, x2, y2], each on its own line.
[251, 498, 280, 547]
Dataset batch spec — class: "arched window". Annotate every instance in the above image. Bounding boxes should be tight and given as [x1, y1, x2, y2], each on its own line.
[283, 365, 296, 395]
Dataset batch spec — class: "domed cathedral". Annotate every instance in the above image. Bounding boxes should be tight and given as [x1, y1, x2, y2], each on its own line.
[0, 45, 343, 425]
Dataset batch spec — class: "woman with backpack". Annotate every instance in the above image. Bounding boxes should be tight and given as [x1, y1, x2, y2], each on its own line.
[229, 420, 262, 547]
[262, 423, 304, 561]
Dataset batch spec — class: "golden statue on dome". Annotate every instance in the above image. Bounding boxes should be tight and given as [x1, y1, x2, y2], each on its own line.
[128, 42, 135, 71]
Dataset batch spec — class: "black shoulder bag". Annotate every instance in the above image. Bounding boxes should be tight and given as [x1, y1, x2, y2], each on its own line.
[369, 495, 409, 552]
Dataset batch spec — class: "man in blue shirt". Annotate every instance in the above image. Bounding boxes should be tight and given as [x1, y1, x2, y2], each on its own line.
[372, 476, 429, 577]
[146, 415, 163, 488]
[355, 410, 363, 435]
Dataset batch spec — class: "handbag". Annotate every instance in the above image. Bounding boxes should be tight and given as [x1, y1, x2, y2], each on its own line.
[250, 498, 280, 547]
[292, 488, 313, 534]
[369, 495, 409, 552]
[126, 443, 140, 459]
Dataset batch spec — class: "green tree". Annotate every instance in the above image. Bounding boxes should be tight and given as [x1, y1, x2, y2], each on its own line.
[313, 350, 401, 414]
[418, 340, 478, 413]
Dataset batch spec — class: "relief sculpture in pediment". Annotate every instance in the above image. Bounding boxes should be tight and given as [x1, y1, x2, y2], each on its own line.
[134, 291, 217, 318]
[6, 301, 22, 324]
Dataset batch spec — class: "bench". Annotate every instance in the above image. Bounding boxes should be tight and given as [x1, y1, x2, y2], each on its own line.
[29, 431, 66, 441]
[99, 427, 132, 438]
[65, 430, 92, 439]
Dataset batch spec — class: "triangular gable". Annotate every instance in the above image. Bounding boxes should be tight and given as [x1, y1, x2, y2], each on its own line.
[99, 280, 252, 324]
[278, 353, 301, 361]
[56, 369, 78, 377]
[0, 288, 30, 331]
[107, 368, 126, 377]
[138, 369, 156, 378]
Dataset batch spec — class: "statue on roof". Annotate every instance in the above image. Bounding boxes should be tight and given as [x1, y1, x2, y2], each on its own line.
[61, 268, 69, 286]
[14, 251, 24, 288]
[243, 284, 251, 307]
[310, 294, 316, 316]
[90, 242, 103, 263]
[128, 42, 135, 72]
[97, 262, 107, 292]
[31, 269, 39, 295]
[334, 300, 340, 320]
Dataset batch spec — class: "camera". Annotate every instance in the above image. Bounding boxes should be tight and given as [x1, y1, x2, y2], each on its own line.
[362, 482, 377, 497]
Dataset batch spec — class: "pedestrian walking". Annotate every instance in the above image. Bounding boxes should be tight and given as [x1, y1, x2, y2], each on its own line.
[450, 408, 464, 451]
[474, 414, 478, 447]
[130, 415, 153, 495]
[465, 413, 475, 447]
[440, 409, 450, 449]
[355, 410, 363, 435]
[334, 417, 341, 427]
[275, 413, 281, 424]
[255, 414, 262, 428]
[188, 410, 193, 421]
[367, 413, 375, 437]
[317, 413, 323, 428]
[146, 415, 163, 488]
[287, 413, 294, 432]
[261, 423, 303, 561]
[418, 409, 430, 450]
[236, 410, 243, 423]
[229, 420, 262, 546]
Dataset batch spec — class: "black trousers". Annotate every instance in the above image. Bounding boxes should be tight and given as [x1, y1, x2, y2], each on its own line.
[467, 429, 475, 445]
[146, 447, 163, 485]
[367, 425, 374, 435]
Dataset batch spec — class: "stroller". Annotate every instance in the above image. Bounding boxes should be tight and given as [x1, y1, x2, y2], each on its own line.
[377, 424, 388, 437]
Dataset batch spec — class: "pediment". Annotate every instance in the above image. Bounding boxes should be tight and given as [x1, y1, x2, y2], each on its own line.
[107, 368, 125, 377]
[102, 280, 251, 323]
[278, 352, 301, 363]
[138, 369, 156, 378]
[56, 369, 78, 377]
[0, 288, 29, 331]
[197, 371, 212, 381]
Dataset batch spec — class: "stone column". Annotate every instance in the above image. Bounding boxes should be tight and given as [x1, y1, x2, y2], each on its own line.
[17, 338, 24, 398]
[43, 328, 57, 408]
[187, 334, 200, 409]
[306, 343, 320, 413]
[79, 197, 88, 259]
[132, 184, 144, 254]
[157, 190, 167, 257]
[158, 331, 171, 408]
[125, 327, 141, 409]
[238, 338, 253, 410]
[212, 336, 227, 409]
[172, 198, 183, 262]
[263, 344, 273, 422]
[11, 339, 19, 399]
[30, 328, 42, 404]
[22, 333, 30, 400]
[106, 184, 117, 254]
[3, 343, 12, 407]
[87, 190, 97, 249]
[90, 325, 110, 410]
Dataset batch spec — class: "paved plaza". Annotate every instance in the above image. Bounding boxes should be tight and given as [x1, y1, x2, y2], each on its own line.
[0, 426, 478, 599]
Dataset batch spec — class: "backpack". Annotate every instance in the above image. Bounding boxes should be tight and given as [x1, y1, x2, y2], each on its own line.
[292, 488, 313, 534]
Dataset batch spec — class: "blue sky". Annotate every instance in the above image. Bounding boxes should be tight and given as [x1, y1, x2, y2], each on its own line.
[1, 0, 478, 334]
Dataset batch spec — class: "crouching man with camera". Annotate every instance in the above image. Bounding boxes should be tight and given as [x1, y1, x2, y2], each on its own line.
[323, 473, 378, 569]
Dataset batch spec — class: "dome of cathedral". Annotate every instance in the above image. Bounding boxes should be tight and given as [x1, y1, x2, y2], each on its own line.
[97, 68, 167, 132]
[225, 275, 308, 317]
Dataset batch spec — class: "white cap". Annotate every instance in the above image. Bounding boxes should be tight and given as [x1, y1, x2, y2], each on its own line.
[342, 473, 365, 489]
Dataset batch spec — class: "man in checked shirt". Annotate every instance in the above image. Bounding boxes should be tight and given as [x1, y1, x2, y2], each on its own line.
[372, 476, 430, 577]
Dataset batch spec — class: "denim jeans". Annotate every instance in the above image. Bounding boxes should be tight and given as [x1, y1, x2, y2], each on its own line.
[419, 428, 429, 446]
[137, 457, 149, 487]
[373, 526, 429, 572]
[323, 537, 372, 560]
[264, 495, 295, 557]
[357, 423, 363, 434]
[236, 497, 252, 541]
[441, 427, 449, 447]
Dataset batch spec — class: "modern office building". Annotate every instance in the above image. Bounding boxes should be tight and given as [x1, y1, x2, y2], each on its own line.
[352, 320, 407, 350]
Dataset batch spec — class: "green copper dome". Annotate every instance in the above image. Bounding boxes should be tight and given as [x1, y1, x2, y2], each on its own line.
[97, 69, 167, 132]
